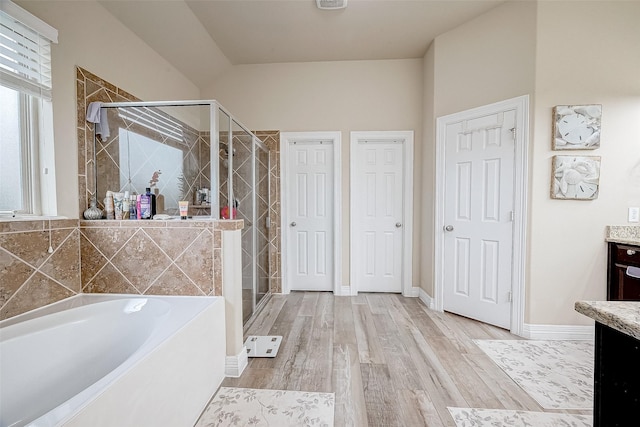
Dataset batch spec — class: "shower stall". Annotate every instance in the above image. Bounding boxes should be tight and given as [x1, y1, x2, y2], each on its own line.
[92, 100, 270, 323]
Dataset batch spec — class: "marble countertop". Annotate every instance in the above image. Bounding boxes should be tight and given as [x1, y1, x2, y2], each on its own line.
[575, 300, 640, 340]
[606, 225, 640, 245]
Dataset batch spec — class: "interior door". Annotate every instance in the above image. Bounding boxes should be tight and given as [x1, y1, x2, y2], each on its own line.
[287, 140, 334, 291]
[352, 140, 404, 293]
[443, 109, 516, 329]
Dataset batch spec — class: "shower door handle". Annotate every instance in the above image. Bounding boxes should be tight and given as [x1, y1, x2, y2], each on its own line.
[290, 222, 297, 227]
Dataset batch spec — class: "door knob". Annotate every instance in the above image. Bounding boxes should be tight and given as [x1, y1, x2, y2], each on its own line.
[290, 222, 297, 227]
[395, 222, 402, 228]
[444, 225, 454, 232]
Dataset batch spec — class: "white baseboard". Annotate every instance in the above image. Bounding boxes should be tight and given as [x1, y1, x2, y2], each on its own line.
[521, 323, 595, 341]
[225, 346, 248, 378]
[404, 287, 421, 297]
[417, 288, 435, 309]
[335, 285, 357, 296]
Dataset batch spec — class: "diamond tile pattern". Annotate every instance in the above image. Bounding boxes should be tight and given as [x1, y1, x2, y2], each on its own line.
[81, 224, 219, 297]
[0, 221, 80, 320]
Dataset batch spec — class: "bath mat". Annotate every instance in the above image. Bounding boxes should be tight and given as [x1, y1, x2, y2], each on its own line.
[195, 387, 335, 427]
[473, 339, 594, 409]
[448, 407, 592, 427]
[244, 335, 283, 358]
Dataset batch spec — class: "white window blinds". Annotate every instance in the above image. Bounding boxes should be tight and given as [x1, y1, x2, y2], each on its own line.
[0, 0, 57, 100]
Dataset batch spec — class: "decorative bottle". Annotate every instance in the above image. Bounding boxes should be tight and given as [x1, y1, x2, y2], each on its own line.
[83, 197, 103, 220]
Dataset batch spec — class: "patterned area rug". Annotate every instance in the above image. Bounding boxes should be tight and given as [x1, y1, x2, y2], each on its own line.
[195, 387, 335, 427]
[448, 407, 592, 427]
[474, 340, 594, 409]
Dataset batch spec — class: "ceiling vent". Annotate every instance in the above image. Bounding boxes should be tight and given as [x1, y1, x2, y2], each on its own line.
[316, 0, 347, 10]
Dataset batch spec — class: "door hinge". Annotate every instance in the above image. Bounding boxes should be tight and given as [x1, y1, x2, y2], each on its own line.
[507, 291, 512, 302]
[510, 127, 516, 141]
[510, 211, 515, 222]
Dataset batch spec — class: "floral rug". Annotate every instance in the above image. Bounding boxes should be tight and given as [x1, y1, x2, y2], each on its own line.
[448, 407, 592, 427]
[194, 387, 335, 427]
[473, 340, 594, 409]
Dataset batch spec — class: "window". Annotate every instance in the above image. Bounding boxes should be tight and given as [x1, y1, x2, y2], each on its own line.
[0, 1, 57, 215]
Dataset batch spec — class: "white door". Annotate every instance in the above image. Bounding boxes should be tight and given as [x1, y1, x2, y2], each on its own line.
[443, 109, 516, 329]
[352, 137, 407, 293]
[287, 140, 334, 291]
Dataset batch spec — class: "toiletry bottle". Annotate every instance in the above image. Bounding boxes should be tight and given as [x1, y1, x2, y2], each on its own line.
[105, 191, 115, 220]
[122, 191, 130, 219]
[140, 188, 156, 219]
[146, 187, 157, 218]
[140, 190, 151, 219]
[129, 194, 137, 219]
[136, 194, 142, 220]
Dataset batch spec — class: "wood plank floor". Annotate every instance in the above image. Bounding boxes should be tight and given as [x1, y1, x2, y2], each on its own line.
[222, 292, 591, 426]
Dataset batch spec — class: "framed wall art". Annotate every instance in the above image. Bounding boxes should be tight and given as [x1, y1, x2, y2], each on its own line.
[552, 104, 602, 150]
[551, 155, 601, 200]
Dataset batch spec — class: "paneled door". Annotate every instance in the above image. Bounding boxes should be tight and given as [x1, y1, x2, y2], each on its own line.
[286, 140, 334, 291]
[351, 133, 411, 293]
[443, 109, 516, 329]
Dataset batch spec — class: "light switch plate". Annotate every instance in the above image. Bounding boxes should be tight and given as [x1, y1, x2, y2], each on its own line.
[629, 207, 640, 223]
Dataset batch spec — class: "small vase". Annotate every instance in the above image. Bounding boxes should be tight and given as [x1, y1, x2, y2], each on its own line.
[83, 198, 103, 220]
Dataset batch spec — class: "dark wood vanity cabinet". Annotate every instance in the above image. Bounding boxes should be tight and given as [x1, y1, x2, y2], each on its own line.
[607, 242, 640, 301]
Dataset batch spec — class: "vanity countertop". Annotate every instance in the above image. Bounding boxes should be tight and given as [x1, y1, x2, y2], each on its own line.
[575, 300, 640, 340]
[606, 225, 640, 245]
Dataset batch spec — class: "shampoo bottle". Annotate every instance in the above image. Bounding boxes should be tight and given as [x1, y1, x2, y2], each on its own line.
[140, 188, 156, 219]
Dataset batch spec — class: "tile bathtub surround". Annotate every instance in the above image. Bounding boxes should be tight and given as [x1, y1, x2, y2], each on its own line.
[0, 219, 80, 320]
[0, 218, 243, 321]
[80, 220, 242, 297]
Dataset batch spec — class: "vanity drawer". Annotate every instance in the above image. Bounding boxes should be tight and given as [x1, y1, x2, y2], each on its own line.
[613, 244, 640, 265]
[608, 242, 640, 301]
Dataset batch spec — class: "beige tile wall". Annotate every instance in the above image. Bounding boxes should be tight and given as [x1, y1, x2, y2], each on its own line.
[0, 69, 279, 321]
[80, 220, 231, 297]
[255, 131, 282, 293]
[0, 218, 242, 320]
[0, 219, 80, 320]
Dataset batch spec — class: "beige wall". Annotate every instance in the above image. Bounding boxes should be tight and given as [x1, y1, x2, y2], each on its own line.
[432, 0, 537, 118]
[423, 1, 537, 299]
[203, 59, 424, 286]
[529, 0, 640, 325]
[425, 0, 640, 327]
[16, 0, 200, 219]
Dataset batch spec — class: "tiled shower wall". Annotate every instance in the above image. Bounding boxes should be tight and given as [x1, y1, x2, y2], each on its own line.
[78, 66, 282, 295]
[256, 131, 282, 294]
[0, 220, 80, 320]
[77, 67, 141, 214]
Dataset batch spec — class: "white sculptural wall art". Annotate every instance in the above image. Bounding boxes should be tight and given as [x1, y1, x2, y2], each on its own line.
[551, 155, 601, 200]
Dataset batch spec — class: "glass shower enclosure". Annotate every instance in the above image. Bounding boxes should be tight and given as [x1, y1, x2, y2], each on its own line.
[93, 100, 270, 323]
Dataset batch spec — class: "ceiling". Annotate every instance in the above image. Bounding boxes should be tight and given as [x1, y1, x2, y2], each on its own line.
[98, 0, 505, 89]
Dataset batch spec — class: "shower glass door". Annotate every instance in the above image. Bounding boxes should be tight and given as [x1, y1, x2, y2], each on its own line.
[230, 120, 255, 324]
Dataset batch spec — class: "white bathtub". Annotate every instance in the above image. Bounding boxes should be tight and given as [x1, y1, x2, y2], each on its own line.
[0, 294, 226, 427]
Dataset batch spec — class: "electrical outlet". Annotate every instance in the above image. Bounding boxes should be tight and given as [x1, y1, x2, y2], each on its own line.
[629, 207, 640, 223]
